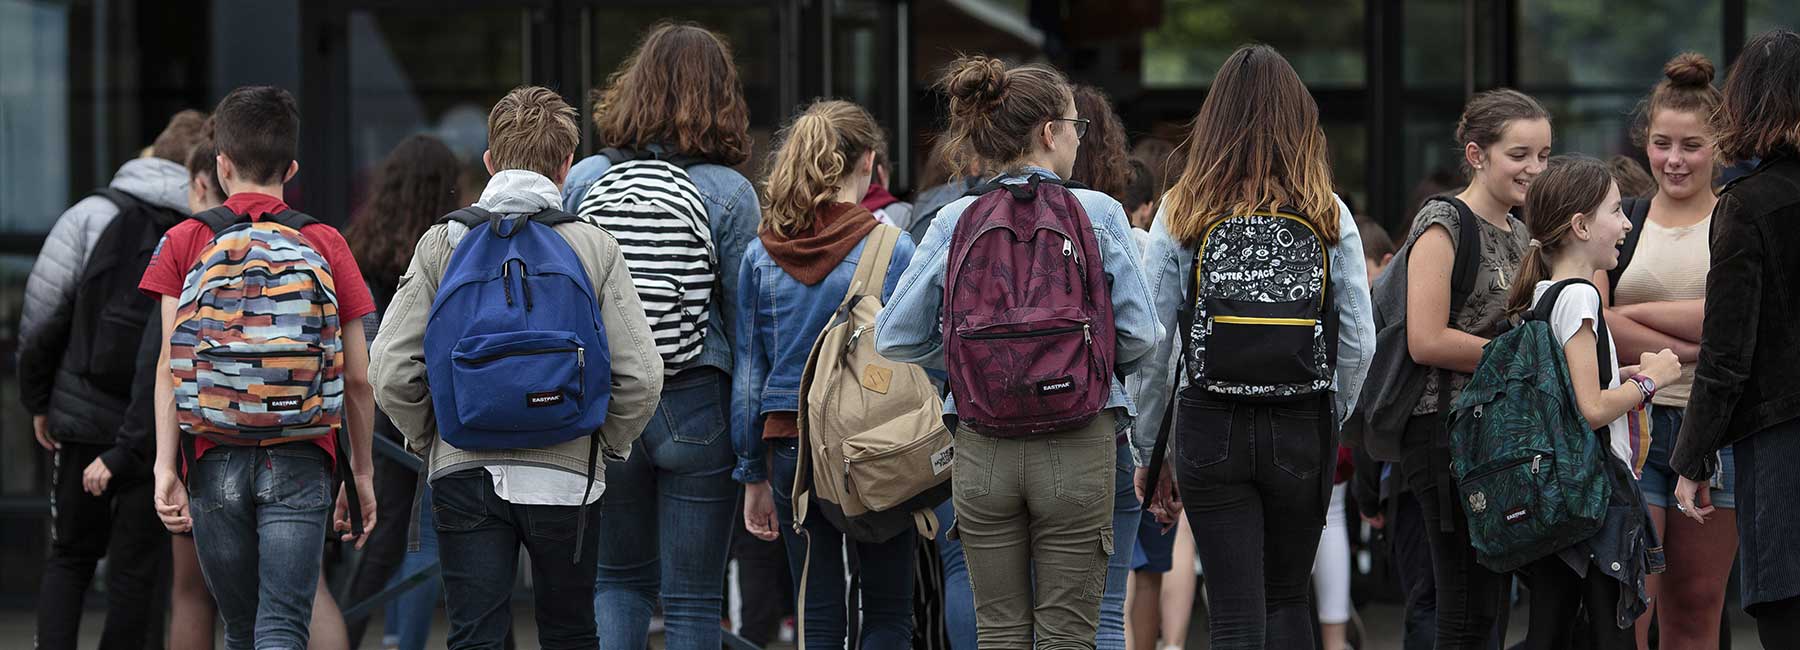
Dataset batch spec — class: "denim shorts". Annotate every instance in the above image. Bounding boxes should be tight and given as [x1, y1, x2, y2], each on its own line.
[1638, 406, 1735, 510]
[1132, 508, 1178, 573]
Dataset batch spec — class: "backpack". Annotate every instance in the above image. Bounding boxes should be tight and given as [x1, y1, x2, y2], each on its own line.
[943, 174, 1116, 437]
[1347, 196, 1486, 462]
[1604, 195, 1654, 301]
[64, 188, 185, 397]
[576, 147, 714, 372]
[172, 208, 346, 443]
[170, 207, 363, 536]
[1185, 209, 1336, 399]
[793, 225, 951, 544]
[423, 207, 612, 453]
[1447, 279, 1614, 573]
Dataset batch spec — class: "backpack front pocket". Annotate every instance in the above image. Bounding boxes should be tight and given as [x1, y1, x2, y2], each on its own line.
[1203, 297, 1323, 386]
[192, 341, 328, 434]
[449, 331, 586, 438]
[954, 313, 1101, 425]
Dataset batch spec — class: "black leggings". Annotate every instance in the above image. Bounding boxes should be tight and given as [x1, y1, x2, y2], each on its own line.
[1519, 555, 1632, 649]
[1748, 594, 1800, 647]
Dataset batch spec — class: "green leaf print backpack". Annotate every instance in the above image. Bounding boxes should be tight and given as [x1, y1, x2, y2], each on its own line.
[1447, 278, 1612, 573]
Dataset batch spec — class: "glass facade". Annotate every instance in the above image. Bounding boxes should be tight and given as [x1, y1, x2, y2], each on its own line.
[1, 0, 1797, 607]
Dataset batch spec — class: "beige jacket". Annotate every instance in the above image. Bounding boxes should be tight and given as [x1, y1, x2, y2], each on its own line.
[370, 170, 664, 481]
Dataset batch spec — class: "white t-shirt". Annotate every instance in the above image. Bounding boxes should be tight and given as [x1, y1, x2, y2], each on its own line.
[483, 466, 605, 506]
[1531, 281, 1631, 467]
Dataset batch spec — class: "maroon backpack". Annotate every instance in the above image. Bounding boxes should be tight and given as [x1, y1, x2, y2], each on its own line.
[944, 175, 1117, 437]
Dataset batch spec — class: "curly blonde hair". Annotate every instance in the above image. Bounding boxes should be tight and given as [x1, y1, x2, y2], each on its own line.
[761, 100, 885, 239]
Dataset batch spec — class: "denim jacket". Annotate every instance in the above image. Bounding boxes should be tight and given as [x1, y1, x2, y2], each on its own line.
[562, 148, 762, 376]
[731, 233, 917, 483]
[872, 167, 1161, 433]
[1130, 196, 1377, 466]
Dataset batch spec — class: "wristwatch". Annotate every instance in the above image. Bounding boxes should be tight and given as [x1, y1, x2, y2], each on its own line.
[1629, 374, 1657, 402]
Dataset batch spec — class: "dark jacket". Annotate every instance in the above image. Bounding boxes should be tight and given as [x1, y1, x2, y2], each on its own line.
[1672, 150, 1800, 481]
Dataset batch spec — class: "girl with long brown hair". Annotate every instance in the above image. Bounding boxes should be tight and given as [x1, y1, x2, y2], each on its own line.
[1133, 44, 1375, 649]
[874, 54, 1158, 648]
[558, 21, 764, 650]
[1598, 52, 1737, 650]
[1496, 154, 1678, 649]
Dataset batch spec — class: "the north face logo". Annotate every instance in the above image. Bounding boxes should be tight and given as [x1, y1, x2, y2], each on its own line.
[525, 391, 565, 408]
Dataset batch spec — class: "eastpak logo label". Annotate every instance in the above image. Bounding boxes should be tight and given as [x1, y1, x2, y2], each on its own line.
[1505, 506, 1529, 524]
[526, 391, 565, 408]
[1036, 376, 1076, 396]
[265, 396, 304, 411]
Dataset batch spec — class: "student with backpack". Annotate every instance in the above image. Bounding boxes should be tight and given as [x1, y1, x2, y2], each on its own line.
[343, 133, 465, 650]
[1347, 88, 1548, 650]
[733, 99, 924, 649]
[18, 109, 204, 650]
[1669, 29, 1800, 644]
[1133, 44, 1376, 650]
[559, 23, 762, 648]
[875, 55, 1158, 649]
[142, 86, 378, 650]
[1592, 53, 1737, 650]
[370, 85, 664, 648]
[156, 136, 358, 650]
[1454, 154, 1679, 648]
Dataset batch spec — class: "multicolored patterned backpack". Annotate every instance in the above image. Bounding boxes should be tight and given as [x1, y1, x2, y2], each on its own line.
[170, 208, 344, 443]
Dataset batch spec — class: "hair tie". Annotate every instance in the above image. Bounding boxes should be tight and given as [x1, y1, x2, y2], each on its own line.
[1528, 238, 1543, 249]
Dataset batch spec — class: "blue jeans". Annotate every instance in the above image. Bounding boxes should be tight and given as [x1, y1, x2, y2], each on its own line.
[769, 438, 918, 648]
[383, 483, 442, 650]
[594, 368, 737, 650]
[188, 444, 332, 650]
[433, 469, 602, 649]
[933, 441, 1140, 650]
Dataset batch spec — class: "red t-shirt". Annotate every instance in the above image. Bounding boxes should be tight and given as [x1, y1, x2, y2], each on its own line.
[140, 192, 375, 462]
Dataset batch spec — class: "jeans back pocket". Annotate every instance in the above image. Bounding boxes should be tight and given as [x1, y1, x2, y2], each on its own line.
[1176, 397, 1234, 469]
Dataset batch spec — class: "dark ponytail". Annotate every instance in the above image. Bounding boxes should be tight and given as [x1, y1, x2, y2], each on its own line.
[1503, 155, 1614, 319]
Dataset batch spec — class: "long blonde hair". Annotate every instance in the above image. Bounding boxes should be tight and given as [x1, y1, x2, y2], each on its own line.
[761, 100, 885, 238]
[1162, 45, 1338, 246]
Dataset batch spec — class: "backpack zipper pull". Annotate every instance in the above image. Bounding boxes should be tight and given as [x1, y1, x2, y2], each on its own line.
[1084, 323, 1092, 344]
[577, 347, 586, 398]
[1531, 454, 1542, 474]
[1063, 239, 1073, 257]
[501, 262, 515, 307]
[1063, 238, 1076, 292]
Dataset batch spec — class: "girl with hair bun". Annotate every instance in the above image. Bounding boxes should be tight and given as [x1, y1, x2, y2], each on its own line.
[736, 99, 919, 649]
[875, 55, 1159, 649]
[1601, 52, 1735, 650]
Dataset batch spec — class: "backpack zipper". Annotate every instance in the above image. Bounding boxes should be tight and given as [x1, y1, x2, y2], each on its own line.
[1212, 316, 1318, 327]
[961, 324, 1085, 340]
[460, 346, 580, 366]
[1462, 453, 1545, 484]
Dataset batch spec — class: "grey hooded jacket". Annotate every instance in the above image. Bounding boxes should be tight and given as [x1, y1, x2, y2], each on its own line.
[17, 157, 189, 448]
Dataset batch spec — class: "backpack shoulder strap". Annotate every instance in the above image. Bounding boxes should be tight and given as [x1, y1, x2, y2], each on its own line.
[1528, 278, 1612, 389]
[1432, 195, 1485, 315]
[528, 207, 582, 227]
[193, 206, 245, 235]
[263, 209, 320, 231]
[437, 206, 496, 228]
[836, 225, 900, 318]
[1605, 196, 1653, 299]
[94, 188, 138, 213]
[602, 146, 707, 170]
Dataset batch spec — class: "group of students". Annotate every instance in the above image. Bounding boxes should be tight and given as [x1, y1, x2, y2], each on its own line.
[19, 17, 1800, 650]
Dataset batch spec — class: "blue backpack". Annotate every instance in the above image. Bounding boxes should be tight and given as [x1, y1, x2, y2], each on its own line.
[424, 207, 613, 457]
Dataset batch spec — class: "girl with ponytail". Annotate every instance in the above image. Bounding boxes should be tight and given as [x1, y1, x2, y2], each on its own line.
[1499, 154, 1678, 649]
[734, 99, 919, 649]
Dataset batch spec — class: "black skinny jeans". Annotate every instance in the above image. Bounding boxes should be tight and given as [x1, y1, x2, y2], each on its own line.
[1399, 414, 1510, 650]
[1175, 395, 1329, 650]
[37, 441, 169, 650]
[1518, 555, 1632, 649]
